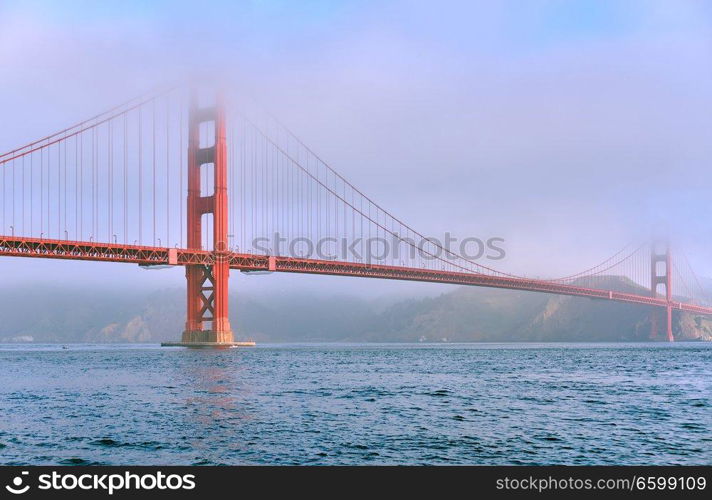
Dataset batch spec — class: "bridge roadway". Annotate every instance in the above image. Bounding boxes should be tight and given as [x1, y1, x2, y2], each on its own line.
[2, 235, 711, 316]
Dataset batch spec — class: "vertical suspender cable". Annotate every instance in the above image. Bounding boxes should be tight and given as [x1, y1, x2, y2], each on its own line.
[139, 107, 143, 245]
[153, 100, 156, 246]
[124, 113, 128, 243]
[166, 97, 170, 247]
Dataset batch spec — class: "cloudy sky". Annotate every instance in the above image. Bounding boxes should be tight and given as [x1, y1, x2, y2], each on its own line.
[0, 0, 710, 298]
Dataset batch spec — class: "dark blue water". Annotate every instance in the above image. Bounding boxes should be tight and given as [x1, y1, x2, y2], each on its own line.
[0, 343, 710, 465]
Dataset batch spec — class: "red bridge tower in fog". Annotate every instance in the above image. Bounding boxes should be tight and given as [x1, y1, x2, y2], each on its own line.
[182, 93, 233, 344]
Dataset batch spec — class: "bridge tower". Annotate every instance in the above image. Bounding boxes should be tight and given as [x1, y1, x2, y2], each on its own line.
[650, 240, 673, 342]
[181, 91, 234, 346]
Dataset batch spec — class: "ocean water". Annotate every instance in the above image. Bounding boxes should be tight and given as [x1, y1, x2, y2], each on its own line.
[0, 343, 709, 465]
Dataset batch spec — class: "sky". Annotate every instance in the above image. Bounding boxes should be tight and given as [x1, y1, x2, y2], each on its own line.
[0, 0, 711, 299]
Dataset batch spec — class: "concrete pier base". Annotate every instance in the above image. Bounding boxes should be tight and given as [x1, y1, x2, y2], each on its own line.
[161, 341, 256, 348]
[161, 329, 255, 348]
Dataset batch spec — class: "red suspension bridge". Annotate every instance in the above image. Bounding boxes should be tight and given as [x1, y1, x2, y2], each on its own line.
[1, 87, 710, 345]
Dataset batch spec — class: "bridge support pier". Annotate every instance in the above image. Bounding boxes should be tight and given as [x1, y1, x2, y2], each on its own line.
[650, 241, 674, 342]
[163, 90, 240, 348]
[665, 304, 673, 343]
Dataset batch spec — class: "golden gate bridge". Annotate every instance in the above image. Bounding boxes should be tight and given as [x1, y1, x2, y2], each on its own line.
[0, 86, 710, 346]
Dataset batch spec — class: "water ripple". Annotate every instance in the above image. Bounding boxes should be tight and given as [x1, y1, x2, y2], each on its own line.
[0, 342, 710, 465]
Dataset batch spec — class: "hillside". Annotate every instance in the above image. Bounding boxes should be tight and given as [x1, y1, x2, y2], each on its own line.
[1, 277, 711, 342]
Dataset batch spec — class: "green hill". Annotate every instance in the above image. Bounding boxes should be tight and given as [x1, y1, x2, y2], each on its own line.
[1, 277, 710, 342]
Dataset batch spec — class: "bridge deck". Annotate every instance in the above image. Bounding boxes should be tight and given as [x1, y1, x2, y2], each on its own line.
[2, 235, 711, 316]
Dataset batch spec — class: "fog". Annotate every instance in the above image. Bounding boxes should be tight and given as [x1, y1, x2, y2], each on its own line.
[1, 0, 710, 298]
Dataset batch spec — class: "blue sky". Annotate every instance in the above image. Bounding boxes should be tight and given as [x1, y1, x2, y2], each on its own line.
[0, 0, 710, 297]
